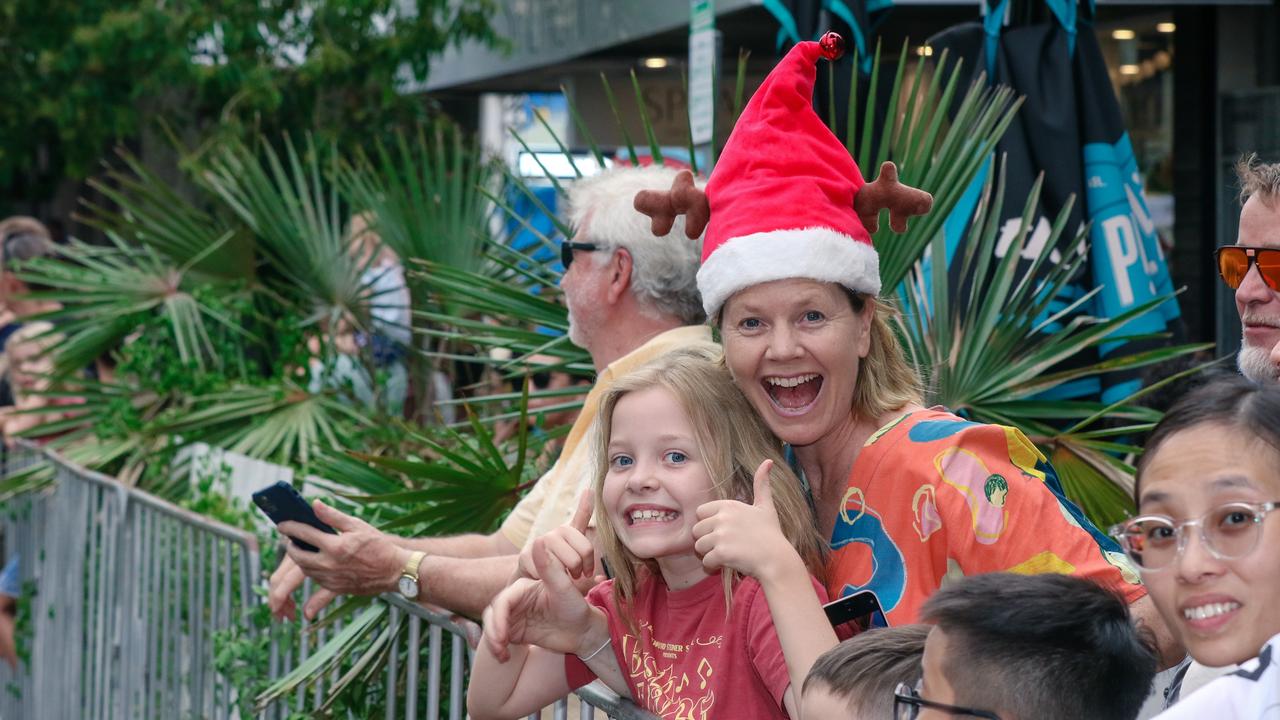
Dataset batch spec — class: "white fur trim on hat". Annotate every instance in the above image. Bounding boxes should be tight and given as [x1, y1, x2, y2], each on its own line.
[696, 227, 881, 317]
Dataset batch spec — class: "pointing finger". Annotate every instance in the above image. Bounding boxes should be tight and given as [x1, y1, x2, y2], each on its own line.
[570, 489, 594, 534]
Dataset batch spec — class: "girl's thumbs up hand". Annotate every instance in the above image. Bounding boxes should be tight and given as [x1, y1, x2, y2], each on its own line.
[691, 460, 793, 581]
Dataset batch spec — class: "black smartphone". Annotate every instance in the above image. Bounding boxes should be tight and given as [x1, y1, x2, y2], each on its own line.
[822, 590, 887, 630]
[251, 481, 337, 552]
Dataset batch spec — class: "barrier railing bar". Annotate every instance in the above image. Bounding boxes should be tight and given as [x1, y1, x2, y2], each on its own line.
[427, 622, 442, 720]
[36, 448, 259, 550]
[450, 632, 464, 720]
[194, 528, 208, 718]
[406, 612, 422, 720]
[386, 604, 401, 720]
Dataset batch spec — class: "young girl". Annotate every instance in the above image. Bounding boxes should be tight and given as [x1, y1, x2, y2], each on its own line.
[468, 348, 829, 720]
[1109, 376, 1280, 717]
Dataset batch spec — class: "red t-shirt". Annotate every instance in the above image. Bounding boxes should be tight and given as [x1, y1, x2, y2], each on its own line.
[566, 572, 826, 720]
[825, 408, 1146, 625]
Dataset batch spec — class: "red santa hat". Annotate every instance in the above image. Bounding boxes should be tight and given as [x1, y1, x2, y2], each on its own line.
[633, 32, 933, 318]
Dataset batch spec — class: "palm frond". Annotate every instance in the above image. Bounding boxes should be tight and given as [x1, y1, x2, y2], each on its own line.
[340, 124, 499, 275]
[199, 134, 370, 320]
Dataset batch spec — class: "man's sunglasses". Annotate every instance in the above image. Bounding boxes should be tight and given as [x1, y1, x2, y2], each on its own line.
[560, 241, 599, 270]
[1216, 245, 1280, 291]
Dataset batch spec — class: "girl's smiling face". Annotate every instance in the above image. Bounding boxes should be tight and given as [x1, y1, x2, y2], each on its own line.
[1136, 422, 1280, 667]
[601, 385, 715, 589]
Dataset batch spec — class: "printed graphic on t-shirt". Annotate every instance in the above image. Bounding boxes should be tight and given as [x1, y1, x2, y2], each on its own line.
[621, 619, 724, 720]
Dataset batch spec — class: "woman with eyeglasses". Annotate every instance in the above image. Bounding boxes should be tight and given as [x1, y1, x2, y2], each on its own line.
[1111, 376, 1280, 717]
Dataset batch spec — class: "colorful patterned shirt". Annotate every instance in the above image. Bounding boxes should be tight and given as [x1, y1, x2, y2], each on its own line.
[824, 408, 1145, 625]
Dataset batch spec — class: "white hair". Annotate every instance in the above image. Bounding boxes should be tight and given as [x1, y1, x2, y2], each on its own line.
[1239, 344, 1280, 383]
[1237, 154, 1280, 208]
[567, 166, 705, 325]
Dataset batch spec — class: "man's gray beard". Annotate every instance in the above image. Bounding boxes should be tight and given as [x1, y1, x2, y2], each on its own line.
[1237, 342, 1280, 383]
[566, 307, 588, 349]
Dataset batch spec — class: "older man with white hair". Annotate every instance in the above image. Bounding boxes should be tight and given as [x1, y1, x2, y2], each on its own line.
[268, 165, 714, 623]
[1217, 154, 1280, 383]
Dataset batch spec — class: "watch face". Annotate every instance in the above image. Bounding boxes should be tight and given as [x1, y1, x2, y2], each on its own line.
[398, 576, 418, 599]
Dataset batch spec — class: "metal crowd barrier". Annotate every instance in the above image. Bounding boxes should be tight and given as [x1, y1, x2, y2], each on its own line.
[0, 442, 260, 719]
[261, 589, 654, 720]
[0, 443, 655, 720]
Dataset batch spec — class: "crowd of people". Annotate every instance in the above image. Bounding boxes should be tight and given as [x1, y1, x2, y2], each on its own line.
[1, 30, 1277, 720]
[0, 215, 68, 672]
[265, 36, 1280, 720]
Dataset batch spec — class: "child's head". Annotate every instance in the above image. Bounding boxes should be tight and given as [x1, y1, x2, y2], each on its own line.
[5, 321, 59, 396]
[1125, 375, 1280, 667]
[593, 346, 824, 601]
[801, 625, 928, 720]
[915, 573, 1156, 720]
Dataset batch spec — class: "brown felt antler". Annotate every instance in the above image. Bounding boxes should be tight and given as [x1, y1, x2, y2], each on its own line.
[633, 170, 711, 240]
[854, 161, 934, 233]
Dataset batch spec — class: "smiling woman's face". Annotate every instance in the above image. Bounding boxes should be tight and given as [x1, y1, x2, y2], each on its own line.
[1137, 422, 1280, 667]
[719, 278, 872, 448]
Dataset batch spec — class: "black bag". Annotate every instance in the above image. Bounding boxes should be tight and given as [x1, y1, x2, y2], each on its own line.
[930, 0, 1181, 403]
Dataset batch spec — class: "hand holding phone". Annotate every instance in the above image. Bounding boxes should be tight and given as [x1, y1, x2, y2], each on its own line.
[252, 481, 337, 552]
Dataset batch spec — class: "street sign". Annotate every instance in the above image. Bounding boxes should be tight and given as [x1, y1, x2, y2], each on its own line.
[689, 1, 716, 149]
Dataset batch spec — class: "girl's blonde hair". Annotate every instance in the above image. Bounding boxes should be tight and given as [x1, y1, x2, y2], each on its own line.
[592, 345, 826, 627]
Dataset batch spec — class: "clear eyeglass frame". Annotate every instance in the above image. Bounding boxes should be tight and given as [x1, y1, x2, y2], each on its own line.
[1109, 501, 1280, 571]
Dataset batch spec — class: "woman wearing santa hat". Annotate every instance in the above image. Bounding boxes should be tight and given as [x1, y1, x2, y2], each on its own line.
[636, 32, 1179, 677]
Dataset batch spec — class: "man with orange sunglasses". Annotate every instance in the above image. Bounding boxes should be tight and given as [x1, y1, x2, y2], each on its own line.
[1216, 155, 1280, 383]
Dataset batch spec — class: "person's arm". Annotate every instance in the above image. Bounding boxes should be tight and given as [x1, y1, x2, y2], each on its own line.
[469, 542, 613, 718]
[270, 501, 519, 620]
[0, 593, 16, 670]
[413, 553, 519, 620]
[469, 641, 574, 720]
[694, 461, 838, 695]
[754, 551, 838, 702]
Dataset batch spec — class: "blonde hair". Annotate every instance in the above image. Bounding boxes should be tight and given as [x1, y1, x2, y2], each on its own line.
[853, 294, 924, 420]
[1236, 153, 1280, 209]
[592, 346, 826, 628]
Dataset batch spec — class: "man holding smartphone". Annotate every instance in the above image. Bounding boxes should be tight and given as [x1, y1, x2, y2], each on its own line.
[270, 165, 714, 624]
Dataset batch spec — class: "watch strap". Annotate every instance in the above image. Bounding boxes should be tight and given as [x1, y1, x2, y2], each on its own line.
[402, 550, 426, 583]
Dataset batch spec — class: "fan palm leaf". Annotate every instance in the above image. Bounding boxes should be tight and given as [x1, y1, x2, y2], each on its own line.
[199, 134, 371, 326]
[17, 236, 247, 374]
[338, 124, 499, 275]
[894, 157, 1212, 525]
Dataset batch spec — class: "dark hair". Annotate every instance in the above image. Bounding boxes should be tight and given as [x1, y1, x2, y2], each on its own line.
[1135, 376, 1280, 501]
[803, 624, 928, 717]
[921, 573, 1157, 720]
